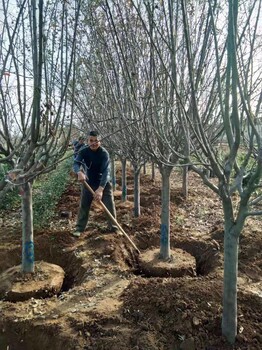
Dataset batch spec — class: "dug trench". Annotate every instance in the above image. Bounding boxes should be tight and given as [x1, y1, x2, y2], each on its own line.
[0, 170, 261, 350]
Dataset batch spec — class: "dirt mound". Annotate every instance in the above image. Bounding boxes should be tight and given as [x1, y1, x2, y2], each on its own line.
[0, 261, 65, 301]
[138, 248, 196, 277]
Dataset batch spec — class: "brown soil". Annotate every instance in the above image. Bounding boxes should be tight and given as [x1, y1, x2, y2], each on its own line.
[0, 168, 261, 350]
[138, 248, 196, 278]
[0, 261, 65, 302]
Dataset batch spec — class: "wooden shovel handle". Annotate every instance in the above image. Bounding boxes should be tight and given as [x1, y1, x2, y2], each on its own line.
[83, 181, 140, 254]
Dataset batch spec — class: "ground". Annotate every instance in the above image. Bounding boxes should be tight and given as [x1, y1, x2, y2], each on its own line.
[0, 167, 261, 350]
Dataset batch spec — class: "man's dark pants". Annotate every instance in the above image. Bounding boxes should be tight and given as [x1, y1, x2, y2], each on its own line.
[76, 182, 117, 232]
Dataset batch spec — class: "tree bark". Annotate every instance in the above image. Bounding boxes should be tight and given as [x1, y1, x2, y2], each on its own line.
[143, 162, 147, 175]
[21, 182, 34, 273]
[151, 162, 155, 181]
[110, 153, 116, 191]
[159, 166, 172, 260]
[133, 166, 141, 218]
[222, 228, 239, 343]
[182, 165, 188, 199]
[121, 158, 127, 202]
[221, 197, 245, 344]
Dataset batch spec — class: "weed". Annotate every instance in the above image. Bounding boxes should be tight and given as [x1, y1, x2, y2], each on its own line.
[33, 158, 73, 228]
[175, 215, 185, 226]
[0, 164, 20, 210]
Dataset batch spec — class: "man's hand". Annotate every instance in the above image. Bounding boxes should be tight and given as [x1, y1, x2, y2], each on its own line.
[94, 186, 104, 201]
[77, 171, 86, 182]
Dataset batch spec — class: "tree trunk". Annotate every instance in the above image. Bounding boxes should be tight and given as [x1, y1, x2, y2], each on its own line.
[133, 166, 141, 217]
[143, 162, 147, 174]
[159, 166, 172, 260]
[111, 153, 116, 191]
[121, 158, 127, 202]
[151, 162, 155, 181]
[182, 165, 188, 199]
[21, 182, 34, 273]
[222, 227, 239, 343]
[221, 199, 245, 344]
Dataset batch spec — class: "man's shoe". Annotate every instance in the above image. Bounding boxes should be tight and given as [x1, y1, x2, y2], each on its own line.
[72, 231, 81, 237]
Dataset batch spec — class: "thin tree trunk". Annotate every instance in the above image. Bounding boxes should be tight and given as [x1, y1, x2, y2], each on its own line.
[151, 162, 155, 181]
[121, 158, 127, 202]
[111, 153, 116, 191]
[134, 167, 141, 217]
[222, 199, 245, 344]
[21, 182, 34, 273]
[182, 165, 188, 199]
[159, 166, 172, 260]
[143, 162, 146, 175]
[222, 226, 239, 343]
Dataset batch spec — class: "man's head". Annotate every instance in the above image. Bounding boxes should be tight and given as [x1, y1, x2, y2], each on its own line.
[88, 130, 101, 151]
[78, 136, 85, 144]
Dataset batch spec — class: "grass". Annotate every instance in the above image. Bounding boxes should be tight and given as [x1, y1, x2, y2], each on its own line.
[33, 158, 73, 228]
[0, 157, 73, 228]
[0, 164, 20, 210]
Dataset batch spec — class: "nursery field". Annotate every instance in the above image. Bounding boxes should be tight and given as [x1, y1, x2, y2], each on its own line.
[0, 168, 261, 350]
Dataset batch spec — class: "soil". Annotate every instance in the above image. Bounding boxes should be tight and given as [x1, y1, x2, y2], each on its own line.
[0, 167, 261, 350]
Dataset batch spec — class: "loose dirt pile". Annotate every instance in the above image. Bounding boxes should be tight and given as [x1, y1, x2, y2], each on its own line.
[0, 168, 261, 350]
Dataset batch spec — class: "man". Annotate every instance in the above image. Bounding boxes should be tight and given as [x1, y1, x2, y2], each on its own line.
[72, 130, 118, 237]
[73, 136, 85, 159]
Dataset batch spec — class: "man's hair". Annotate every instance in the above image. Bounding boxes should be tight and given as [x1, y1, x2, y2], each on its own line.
[78, 136, 85, 141]
[89, 130, 100, 137]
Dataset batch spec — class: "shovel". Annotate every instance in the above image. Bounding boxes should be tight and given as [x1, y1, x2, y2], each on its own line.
[83, 181, 140, 254]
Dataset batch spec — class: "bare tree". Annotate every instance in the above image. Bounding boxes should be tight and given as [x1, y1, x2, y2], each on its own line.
[0, 0, 81, 273]
[179, 0, 262, 343]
